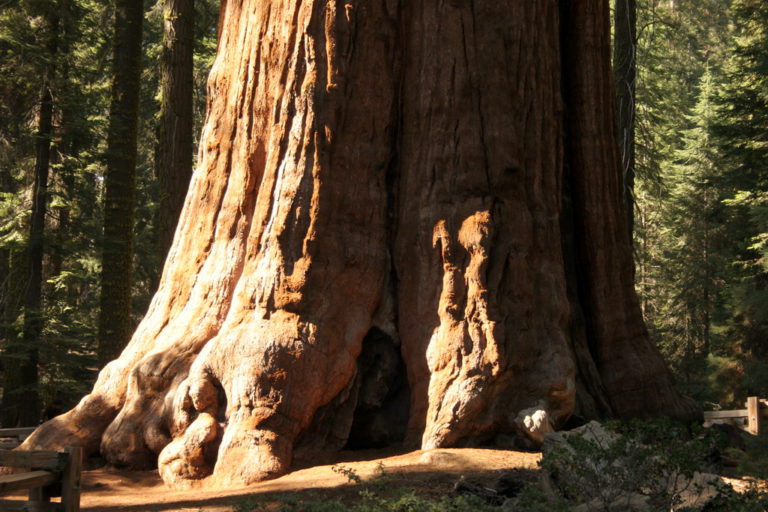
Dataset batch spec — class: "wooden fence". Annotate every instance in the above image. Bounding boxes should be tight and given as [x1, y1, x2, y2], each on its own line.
[0, 428, 37, 450]
[703, 396, 768, 435]
[0, 446, 82, 512]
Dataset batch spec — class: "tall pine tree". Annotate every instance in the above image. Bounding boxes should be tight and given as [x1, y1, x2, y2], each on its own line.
[98, 0, 144, 365]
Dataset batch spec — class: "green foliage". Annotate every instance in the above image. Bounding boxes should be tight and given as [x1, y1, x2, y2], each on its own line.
[231, 421, 768, 512]
[331, 464, 363, 484]
[233, 488, 499, 512]
[514, 420, 768, 512]
[0, 0, 218, 416]
[539, 421, 719, 510]
[232, 462, 501, 512]
[722, 425, 768, 480]
[705, 486, 768, 512]
[634, 0, 768, 405]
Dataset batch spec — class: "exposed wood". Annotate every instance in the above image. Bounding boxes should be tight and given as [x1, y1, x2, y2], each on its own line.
[747, 396, 759, 435]
[0, 450, 64, 471]
[702, 397, 767, 432]
[0, 426, 36, 450]
[27, 485, 47, 505]
[703, 409, 749, 419]
[0, 499, 60, 512]
[0, 428, 37, 438]
[60, 447, 81, 512]
[0, 448, 79, 512]
[0, 471, 59, 493]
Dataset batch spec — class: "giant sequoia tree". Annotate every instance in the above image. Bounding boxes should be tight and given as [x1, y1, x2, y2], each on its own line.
[22, 0, 698, 488]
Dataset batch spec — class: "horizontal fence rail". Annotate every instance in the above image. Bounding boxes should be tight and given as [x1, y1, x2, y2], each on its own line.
[0, 427, 37, 450]
[703, 396, 767, 435]
[0, 446, 81, 512]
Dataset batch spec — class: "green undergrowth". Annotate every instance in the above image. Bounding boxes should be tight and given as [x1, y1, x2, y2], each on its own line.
[723, 421, 768, 480]
[231, 462, 498, 512]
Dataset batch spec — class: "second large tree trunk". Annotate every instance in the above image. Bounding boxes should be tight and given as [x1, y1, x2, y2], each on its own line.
[97, 0, 144, 365]
[156, 0, 195, 271]
[23, 0, 698, 488]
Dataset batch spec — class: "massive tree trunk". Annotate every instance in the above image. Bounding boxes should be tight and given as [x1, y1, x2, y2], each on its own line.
[23, 0, 698, 488]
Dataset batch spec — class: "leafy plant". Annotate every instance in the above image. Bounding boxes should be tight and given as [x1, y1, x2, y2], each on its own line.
[331, 464, 362, 484]
[523, 420, 766, 511]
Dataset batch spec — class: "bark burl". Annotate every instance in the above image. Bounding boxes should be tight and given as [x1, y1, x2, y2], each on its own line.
[21, 0, 698, 488]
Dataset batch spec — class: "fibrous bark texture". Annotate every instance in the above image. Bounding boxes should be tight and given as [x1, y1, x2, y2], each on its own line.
[613, 0, 637, 238]
[156, 0, 195, 269]
[22, 0, 699, 488]
[97, 0, 144, 365]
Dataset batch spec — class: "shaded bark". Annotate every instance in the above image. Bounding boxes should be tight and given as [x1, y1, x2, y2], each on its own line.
[23, 0, 698, 488]
[14, 83, 54, 427]
[562, 0, 689, 419]
[613, 0, 637, 239]
[97, 0, 144, 365]
[156, 0, 195, 271]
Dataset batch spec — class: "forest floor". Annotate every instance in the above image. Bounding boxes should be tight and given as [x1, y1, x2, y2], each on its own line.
[74, 447, 540, 511]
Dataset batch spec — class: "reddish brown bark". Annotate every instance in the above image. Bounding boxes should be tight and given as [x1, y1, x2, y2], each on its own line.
[21, 0, 698, 488]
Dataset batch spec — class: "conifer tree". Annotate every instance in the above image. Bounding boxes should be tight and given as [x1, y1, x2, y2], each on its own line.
[156, 0, 195, 272]
[654, 69, 730, 396]
[98, 0, 145, 365]
[614, 0, 637, 238]
[713, 0, 768, 361]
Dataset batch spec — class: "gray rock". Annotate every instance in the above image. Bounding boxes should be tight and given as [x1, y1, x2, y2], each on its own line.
[514, 405, 554, 444]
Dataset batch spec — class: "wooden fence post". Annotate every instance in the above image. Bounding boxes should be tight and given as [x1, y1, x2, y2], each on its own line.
[61, 446, 82, 512]
[747, 396, 760, 436]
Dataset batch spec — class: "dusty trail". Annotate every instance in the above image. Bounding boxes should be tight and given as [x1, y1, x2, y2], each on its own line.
[75, 448, 540, 511]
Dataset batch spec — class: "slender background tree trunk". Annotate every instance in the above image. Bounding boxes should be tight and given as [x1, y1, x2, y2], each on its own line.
[98, 0, 144, 365]
[3, 10, 61, 427]
[614, 0, 637, 239]
[0, 169, 25, 427]
[156, 0, 195, 273]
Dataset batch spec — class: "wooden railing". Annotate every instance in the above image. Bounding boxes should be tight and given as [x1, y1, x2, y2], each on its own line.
[703, 396, 768, 435]
[0, 427, 37, 450]
[0, 446, 82, 512]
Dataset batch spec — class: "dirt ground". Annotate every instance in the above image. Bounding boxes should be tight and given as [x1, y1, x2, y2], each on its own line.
[68, 448, 540, 511]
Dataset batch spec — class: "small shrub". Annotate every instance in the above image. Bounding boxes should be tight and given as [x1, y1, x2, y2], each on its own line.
[331, 464, 362, 484]
[526, 419, 767, 511]
[737, 425, 768, 480]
